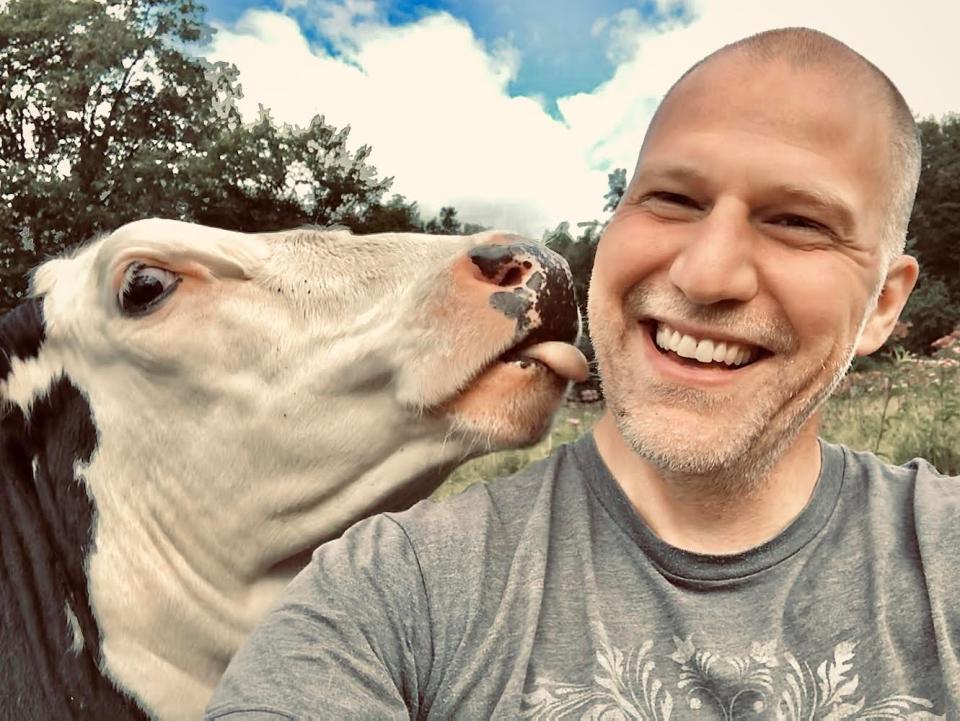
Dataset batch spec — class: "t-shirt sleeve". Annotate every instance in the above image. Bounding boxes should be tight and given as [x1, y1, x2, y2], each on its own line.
[205, 514, 432, 720]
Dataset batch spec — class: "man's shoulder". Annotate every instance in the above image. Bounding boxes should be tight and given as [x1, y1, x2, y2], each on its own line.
[313, 439, 587, 585]
[833, 440, 958, 487]
[392, 441, 581, 542]
[831, 440, 960, 519]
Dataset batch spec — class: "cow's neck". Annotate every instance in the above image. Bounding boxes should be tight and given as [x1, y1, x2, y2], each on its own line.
[79, 397, 468, 720]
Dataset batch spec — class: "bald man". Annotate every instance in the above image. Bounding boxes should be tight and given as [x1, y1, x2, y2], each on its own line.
[207, 28, 958, 720]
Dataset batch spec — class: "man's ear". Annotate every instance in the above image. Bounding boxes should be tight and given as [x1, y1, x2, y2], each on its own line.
[855, 255, 920, 356]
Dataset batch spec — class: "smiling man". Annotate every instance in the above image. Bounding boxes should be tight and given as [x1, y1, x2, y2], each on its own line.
[207, 28, 958, 720]
[588, 30, 923, 554]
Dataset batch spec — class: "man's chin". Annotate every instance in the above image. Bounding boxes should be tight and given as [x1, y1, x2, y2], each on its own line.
[617, 418, 747, 476]
[609, 397, 781, 490]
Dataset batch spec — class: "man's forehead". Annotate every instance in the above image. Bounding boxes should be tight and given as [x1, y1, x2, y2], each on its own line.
[662, 53, 875, 124]
[638, 52, 891, 168]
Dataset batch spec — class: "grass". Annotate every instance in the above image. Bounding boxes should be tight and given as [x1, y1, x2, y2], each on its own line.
[432, 403, 604, 501]
[433, 345, 960, 500]
[821, 346, 960, 474]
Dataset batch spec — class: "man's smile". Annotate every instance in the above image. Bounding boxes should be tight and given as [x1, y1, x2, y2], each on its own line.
[652, 320, 765, 367]
[635, 318, 773, 387]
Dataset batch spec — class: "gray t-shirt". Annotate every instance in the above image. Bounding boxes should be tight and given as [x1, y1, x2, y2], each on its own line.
[206, 436, 959, 720]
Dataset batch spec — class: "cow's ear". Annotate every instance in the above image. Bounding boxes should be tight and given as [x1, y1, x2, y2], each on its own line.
[0, 298, 47, 402]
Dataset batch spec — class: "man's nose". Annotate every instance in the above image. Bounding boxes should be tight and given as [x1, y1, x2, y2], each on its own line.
[668, 201, 759, 305]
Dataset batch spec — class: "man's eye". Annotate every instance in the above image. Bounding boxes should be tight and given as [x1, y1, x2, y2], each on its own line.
[771, 215, 826, 232]
[648, 192, 700, 209]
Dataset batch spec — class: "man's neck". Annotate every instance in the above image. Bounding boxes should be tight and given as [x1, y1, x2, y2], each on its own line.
[591, 412, 823, 555]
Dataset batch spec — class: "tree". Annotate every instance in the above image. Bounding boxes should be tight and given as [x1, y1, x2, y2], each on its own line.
[183, 112, 391, 233]
[910, 117, 960, 294]
[897, 277, 960, 355]
[603, 168, 627, 212]
[0, 0, 228, 306]
[0, 0, 393, 311]
[424, 206, 462, 235]
[876, 115, 960, 355]
[350, 194, 423, 234]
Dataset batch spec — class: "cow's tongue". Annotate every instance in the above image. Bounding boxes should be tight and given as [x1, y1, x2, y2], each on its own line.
[518, 341, 589, 382]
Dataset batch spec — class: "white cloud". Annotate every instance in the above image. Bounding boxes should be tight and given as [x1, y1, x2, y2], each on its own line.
[564, 0, 960, 181]
[592, 8, 645, 65]
[207, 1, 960, 237]
[207, 9, 606, 235]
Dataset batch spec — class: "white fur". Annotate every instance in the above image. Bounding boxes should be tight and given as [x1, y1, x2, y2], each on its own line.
[0, 353, 65, 415]
[64, 601, 84, 655]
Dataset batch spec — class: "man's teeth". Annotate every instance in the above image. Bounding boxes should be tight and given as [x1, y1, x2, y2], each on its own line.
[654, 323, 757, 367]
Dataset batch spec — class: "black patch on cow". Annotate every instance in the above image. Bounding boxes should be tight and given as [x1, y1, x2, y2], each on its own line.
[0, 297, 46, 384]
[524, 271, 544, 293]
[0, 301, 148, 719]
[481, 241, 580, 347]
[490, 291, 533, 332]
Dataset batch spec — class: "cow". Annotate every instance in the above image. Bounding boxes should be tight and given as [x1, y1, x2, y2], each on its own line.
[0, 218, 588, 720]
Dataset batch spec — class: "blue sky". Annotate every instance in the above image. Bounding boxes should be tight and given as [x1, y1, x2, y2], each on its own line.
[202, 0, 960, 235]
[204, 0, 691, 116]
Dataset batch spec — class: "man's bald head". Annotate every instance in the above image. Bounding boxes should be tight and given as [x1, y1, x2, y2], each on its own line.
[645, 28, 921, 266]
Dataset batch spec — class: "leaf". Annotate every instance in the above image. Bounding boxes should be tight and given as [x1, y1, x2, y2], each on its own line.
[816, 659, 831, 698]
[660, 692, 674, 721]
[669, 635, 696, 665]
[832, 641, 856, 676]
[834, 675, 859, 702]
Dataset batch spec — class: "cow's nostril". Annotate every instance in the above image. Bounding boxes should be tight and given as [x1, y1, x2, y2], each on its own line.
[469, 245, 514, 280]
[500, 267, 523, 287]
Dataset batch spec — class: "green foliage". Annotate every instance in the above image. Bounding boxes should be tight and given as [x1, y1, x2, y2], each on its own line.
[824, 344, 960, 474]
[182, 112, 392, 233]
[433, 404, 604, 500]
[424, 206, 462, 235]
[420, 206, 486, 236]
[351, 194, 423, 234]
[891, 277, 960, 355]
[893, 115, 960, 353]
[1, 0, 221, 306]
[543, 221, 599, 315]
[602, 168, 626, 213]
[912, 117, 960, 294]
[0, 0, 393, 311]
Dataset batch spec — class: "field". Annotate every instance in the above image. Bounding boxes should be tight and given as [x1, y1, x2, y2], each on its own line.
[433, 345, 960, 500]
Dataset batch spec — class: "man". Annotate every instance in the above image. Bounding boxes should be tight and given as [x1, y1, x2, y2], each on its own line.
[207, 28, 958, 719]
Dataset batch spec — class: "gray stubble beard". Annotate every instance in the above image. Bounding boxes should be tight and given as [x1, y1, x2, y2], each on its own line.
[593, 313, 860, 505]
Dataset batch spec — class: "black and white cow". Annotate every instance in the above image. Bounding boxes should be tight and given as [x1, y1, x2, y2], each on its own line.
[0, 219, 587, 720]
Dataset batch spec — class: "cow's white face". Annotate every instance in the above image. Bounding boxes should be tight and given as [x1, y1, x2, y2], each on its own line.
[0, 218, 585, 719]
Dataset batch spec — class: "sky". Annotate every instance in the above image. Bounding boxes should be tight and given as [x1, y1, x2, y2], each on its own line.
[201, 0, 960, 237]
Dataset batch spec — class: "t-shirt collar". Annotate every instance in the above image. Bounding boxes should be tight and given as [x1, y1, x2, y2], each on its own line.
[574, 432, 846, 583]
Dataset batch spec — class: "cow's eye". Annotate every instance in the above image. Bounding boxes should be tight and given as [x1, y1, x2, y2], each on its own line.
[118, 263, 180, 316]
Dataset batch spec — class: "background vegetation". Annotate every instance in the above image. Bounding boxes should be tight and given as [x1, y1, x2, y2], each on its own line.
[2, 0, 957, 489]
[0, 0, 483, 310]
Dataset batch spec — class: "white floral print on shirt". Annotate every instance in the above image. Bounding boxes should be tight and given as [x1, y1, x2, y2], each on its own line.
[521, 637, 944, 720]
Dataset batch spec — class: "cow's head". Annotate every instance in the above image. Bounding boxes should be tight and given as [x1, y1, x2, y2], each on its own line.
[0, 218, 586, 718]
